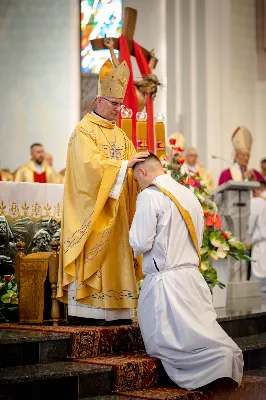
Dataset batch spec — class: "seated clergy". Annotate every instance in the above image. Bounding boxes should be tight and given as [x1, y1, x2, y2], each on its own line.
[0, 169, 13, 181]
[15, 143, 60, 183]
[218, 127, 265, 185]
[184, 147, 215, 191]
[130, 153, 243, 390]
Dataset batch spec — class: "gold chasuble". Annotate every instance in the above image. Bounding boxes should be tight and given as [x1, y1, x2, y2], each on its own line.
[15, 160, 59, 183]
[57, 113, 141, 309]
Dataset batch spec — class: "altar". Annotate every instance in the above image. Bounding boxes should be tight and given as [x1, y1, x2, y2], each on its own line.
[0, 182, 63, 273]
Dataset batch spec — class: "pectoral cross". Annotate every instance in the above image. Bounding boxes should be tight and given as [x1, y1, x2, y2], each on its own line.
[90, 7, 157, 67]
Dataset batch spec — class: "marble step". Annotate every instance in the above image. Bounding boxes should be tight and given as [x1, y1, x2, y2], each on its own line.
[235, 332, 266, 370]
[74, 335, 266, 393]
[0, 329, 69, 367]
[244, 369, 266, 377]
[0, 361, 112, 400]
[217, 310, 266, 338]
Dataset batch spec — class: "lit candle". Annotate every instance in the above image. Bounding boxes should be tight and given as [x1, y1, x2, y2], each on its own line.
[121, 108, 133, 140]
[136, 112, 147, 152]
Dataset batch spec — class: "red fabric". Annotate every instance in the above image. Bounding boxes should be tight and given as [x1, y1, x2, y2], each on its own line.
[132, 41, 155, 152]
[0, 174, 2, 181]
[33, 171, 46, 183]
[119, 36, 139, 147]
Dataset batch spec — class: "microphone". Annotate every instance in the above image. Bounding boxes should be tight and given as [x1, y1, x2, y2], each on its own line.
[212, 155, 233, 166]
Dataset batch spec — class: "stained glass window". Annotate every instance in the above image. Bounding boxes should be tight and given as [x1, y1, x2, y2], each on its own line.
[81, 0, 122, 74]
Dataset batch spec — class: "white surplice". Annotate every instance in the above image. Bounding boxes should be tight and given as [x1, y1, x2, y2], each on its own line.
[129, 174, 243, 390]
[248, 191, 266, 297]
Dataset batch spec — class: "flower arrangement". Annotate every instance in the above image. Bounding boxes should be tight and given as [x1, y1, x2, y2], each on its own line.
[167, 136, 251, 288]
[0, 275, 18, 322]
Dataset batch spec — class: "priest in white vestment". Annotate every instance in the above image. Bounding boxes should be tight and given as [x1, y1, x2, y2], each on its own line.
[129, 153, 243, 390]
[248, 181, 266, 298]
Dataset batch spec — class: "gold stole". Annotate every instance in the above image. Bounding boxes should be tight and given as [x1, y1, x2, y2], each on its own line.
[153, 183, 201, 265]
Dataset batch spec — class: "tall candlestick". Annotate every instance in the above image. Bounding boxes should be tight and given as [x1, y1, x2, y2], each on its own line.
[121, 108, 133, 140]
[136, 112, 148, 152]
[155, 113, 166, 161]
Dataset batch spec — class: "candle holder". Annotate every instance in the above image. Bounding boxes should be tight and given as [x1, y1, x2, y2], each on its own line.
[121, 108, 133, 140]
[155, 113, 166, 162]
[136, 112, 148, 151]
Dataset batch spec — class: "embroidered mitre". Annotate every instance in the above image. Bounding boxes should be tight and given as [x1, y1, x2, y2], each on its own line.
[232, 127, 252, 153]
[98, 59, 130, 99]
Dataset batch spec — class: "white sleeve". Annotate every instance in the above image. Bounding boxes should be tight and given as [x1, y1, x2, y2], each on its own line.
[259, 204, 266, 240]
[248, 201, 257, 238]
[129, 191, 157, 258]
[109, 161, 128, 200]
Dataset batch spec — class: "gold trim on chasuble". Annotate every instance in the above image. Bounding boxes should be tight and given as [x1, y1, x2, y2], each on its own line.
[57, 114, 140, 309]
[153, 183, 202, 265]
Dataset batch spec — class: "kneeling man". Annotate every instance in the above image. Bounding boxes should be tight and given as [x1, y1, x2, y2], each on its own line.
[129, 153, 243, 390]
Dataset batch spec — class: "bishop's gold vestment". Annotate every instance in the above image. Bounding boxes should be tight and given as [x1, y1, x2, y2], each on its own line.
[57, 113, 142, 310]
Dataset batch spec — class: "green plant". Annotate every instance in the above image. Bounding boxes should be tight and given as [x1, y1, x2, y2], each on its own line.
[0, 275, 18, 322]
[167, 139, 252, 288]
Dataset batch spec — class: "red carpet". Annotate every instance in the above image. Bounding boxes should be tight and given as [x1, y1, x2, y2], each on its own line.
[75, 354, 162, 391]
[0, 322, 144, 358]
[1, 324, 266, 399]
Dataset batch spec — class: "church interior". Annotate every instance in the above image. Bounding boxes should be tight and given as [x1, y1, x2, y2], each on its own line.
[1, 0, 266, 399]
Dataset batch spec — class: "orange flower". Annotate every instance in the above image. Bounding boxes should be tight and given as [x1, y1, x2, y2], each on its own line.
[206, 213, 222, 229]
[169, 138, 176, 145]
[204, 209, 210, 217]
[178, 158, 185, 164]
[183, 176, 196, 186]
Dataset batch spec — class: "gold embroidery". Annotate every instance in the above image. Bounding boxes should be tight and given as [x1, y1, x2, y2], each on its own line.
[0, 200, 62, 221]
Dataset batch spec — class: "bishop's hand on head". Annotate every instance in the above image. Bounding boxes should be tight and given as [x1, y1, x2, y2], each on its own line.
[127, 152, 149, 169]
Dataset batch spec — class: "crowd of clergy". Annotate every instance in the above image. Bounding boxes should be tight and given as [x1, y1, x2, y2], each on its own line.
[1, 129, 266, 189]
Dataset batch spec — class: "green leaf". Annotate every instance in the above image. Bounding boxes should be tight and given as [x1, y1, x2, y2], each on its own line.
[1, 294, 12, 304]
[210, 232, 226, 247]
[200, 247, 209, 256]
[228, 238, 244, 251]
[210, 250, 219, 260]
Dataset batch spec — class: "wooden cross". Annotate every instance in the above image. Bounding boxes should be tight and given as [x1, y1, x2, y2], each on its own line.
[91, 7, 157, 67]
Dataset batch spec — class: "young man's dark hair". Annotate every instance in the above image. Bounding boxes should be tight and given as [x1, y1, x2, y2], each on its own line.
[30, 143, 43, 151]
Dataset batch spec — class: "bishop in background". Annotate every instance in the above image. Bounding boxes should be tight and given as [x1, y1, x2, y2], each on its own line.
[218, 127, 265, 185]
[57, 59, 147, 326]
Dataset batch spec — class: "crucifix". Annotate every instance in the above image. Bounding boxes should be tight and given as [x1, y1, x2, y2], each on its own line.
[91, 7, 160, 113]
[91, 7, 158, 68]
